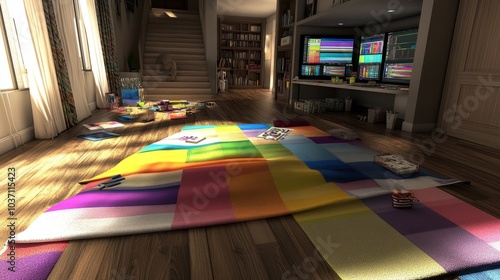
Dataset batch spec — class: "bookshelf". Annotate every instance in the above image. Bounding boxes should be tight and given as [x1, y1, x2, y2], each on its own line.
[218, 17, 264, 89]
[275, 0, 296, 104]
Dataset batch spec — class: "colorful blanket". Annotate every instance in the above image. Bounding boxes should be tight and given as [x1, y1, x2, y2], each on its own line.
[1, 124, 499, 279]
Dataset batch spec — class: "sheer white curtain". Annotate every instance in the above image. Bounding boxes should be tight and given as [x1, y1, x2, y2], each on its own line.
[53, 0, 91, 121]
[77, 0, 109, 108]
[23, 0, 66, 139]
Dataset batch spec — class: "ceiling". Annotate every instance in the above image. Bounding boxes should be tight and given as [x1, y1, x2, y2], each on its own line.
[215, 0, 423, 26]
[303, 0, 423, 27]
[216, 0, 277, 18]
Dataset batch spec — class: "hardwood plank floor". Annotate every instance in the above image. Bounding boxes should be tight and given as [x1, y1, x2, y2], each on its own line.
[1, 89, 499, 279]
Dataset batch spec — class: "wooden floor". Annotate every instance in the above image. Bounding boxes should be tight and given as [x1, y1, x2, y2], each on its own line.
[1, 89, 499, 279]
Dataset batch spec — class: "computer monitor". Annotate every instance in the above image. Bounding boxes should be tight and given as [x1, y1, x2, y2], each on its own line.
[299, 35, 354, 79]
[358, 33, 385, 81]
[383, 28, 418, 84]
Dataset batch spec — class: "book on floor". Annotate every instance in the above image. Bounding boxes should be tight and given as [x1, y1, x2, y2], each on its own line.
[182, 135, 206, 143]
[374, 154, 419, 175]
[83, 121, 124, 130]
[77, 131, 120, 141]
[257, 127, 293, 141]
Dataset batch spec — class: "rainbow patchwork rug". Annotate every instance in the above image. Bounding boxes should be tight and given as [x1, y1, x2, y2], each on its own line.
[1, 124, 499, 279]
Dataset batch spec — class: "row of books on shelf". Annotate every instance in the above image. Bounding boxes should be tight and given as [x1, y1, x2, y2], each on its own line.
[221, 33, 261, 41]
[276, 58, 291, 72]
[221, 40, 261, 48]
[292, 97, 353, 114]
[227, 74, 260, 86]
[294, 100, 327, 114]
[221, 51, 261, 60]
[282, 9, 294, 26]
[276, 76, 291, 95]
[220, 23, 261, 32]
[218, 57, 262, 70]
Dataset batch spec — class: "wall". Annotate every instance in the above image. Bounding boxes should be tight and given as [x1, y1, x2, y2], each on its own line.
[437, 0, 500, 150]
[110, 0, 145, 71]
[0, 89, 34, 155]
[200, 0, 218, 93]
[188, 0, 198, 10]
[402, 0, 459, 132]
[0, 72, 96, 156]
[264, 13, 276, 90]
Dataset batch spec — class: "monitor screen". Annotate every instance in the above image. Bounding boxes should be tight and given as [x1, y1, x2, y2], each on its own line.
[299, 35, 354, 79]
[383, 28, 418, 84]
[358, 33, 385, 81]
[323, 65, 346, 77]
[301, 65, 321, 76]
[384, 63, 413, 79]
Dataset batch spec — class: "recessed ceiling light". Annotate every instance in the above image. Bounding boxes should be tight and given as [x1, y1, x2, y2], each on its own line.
[387, 9, 396, 13]
[338, 22, 344, 26]
[165, 11, 177, 18]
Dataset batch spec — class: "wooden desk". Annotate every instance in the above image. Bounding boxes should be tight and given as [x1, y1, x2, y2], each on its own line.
[292, 79, 409, 118]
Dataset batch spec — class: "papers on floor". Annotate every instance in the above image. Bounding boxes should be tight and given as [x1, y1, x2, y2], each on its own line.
[83, 121, 124, 130]
[257, 127, 293, 141]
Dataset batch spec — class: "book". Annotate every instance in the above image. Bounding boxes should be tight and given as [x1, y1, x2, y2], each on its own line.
[257, 127, 293, 141]
[77, 131, 120, 141]
[182, 135, 206, 143]
[304, 0, 316, 18]
[158, 131, 206, 146]
[374, 154, 419, 175]
[168, 110, 187, 120]
[83, 121, 124, 130]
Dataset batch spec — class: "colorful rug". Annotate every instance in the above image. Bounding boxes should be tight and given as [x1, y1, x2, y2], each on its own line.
[1, 124, 499, 279]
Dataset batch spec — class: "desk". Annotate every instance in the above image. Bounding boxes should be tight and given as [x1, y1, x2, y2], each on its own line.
[292, 79, 409, 118]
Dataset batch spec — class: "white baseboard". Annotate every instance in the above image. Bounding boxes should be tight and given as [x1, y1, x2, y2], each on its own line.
[89, 101, 97, 111]
[0, 126, 35, 156]
[402, 122, 437, 133]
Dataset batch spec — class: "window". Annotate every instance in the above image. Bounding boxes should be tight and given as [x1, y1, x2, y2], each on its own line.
[73, 0, 91, 70]
[0, 6, 16, 90]
[0, 0, 91, 91]
[1, 0, 30, 90]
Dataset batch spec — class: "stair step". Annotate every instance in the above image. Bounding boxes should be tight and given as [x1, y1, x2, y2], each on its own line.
[143, 62, 206, 72]
[147, 34, 202, 40]
[147, 24, 201, 31]
[146, 37, 203, 44]
[146, 29, 202, 36]
[147, 41, 204, 48]
[150, 9, 199, 18]
[143, 54, 206, 63]
[148, 18, 201, 24]
[145, 47, 205, 55]
[143, 59, 207, 65]
[143, 70, 208, 77]
[146, 34, 204, 44]
[143, 75, 208, 82]
[142, 79, 210, 88]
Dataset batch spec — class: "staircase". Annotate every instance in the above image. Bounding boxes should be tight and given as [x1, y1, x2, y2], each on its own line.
[142, 8, 214, 101]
